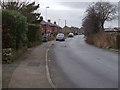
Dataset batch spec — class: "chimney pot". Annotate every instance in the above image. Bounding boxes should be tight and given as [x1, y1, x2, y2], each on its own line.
[48, 20, 51, 22]
[54, 21, 56, 24]
[40, 16, 43, 21]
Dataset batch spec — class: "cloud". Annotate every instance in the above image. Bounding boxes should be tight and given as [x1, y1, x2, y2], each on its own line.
[36, 0, 118, 28]
[59, 2, 91, 9]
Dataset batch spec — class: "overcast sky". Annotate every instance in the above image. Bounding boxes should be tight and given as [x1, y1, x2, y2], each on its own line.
[33, 0, 119, 28]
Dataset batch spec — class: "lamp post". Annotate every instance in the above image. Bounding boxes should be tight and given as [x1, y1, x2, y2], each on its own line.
[45, 6, 50, 34]
[46, 6, 50, 21]
[44, 6, 49, 41]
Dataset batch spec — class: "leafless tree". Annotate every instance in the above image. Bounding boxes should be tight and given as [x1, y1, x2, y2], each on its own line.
[94, 2, 117, 30]
[82, 5, 100, 36]
[82, 1, 117, 44]
[82, 2, 117, 34]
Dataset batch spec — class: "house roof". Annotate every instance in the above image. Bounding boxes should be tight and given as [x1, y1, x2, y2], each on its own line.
[40, 20, 61, 28]
[104, 27, 120, 32]
[40, 20, 46, 25]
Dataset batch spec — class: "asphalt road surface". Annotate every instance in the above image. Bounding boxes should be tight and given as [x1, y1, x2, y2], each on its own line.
[53, 35, 118, 88]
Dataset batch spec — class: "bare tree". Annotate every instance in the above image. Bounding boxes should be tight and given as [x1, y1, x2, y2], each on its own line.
[82, 6, 100, 36]
[82, 2, 117, 33]
[82, 1, 117, 44]
[93, 2, 117, 30]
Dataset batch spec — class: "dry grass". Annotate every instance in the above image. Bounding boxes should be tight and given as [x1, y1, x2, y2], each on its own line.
[93, 31, 117, 49]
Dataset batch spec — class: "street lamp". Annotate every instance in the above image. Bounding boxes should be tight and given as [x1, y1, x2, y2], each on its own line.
[44, 6, 50, 42]
[46, 6, 50, 21]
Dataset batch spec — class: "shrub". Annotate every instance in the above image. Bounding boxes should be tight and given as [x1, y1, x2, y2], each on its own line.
[2, 48, 12, 63]
[2, 9, 28, 50]
[117, 34, 120, 49]
[27, 24, 42, 47]
[93, 31, 118, 49]
[2, 9, 28, 63]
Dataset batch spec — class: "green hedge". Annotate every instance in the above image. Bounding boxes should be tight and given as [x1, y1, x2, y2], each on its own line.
[2, 9, 28, 63]
[27, 24, 42, 47]
[2, 9, 28, 50]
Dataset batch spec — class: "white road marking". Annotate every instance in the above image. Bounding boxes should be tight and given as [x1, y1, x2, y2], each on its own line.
[45, 47, 56, 88]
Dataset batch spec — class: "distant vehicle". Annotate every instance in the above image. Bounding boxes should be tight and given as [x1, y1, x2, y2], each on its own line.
[68, 33, 74, 37]
[56, 33, 65, 41]
[78, 32, 83, 35]
[42, 34, 48, 42]
[74, 32, 78, 35]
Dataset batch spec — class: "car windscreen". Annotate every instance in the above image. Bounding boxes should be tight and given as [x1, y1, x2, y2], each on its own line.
[57, 34, 64, 37]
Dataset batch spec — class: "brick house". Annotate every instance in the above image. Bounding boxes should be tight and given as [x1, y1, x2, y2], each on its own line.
[40, 16, 62, 36]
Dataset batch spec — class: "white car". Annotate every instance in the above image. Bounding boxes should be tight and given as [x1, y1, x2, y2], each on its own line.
[68, 33, 74, 37]
[56, 33, 65, 41]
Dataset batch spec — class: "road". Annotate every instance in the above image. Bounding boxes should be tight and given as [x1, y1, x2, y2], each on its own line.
[52, 35, 118, 88]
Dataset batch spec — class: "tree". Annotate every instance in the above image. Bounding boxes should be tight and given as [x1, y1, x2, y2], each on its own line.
[0, 0, 40, 23]
[2, 9, 28, 49]
[82, 2, 117, 34]
[94, 2, 117, 30]
[82, 5, 100, 36]
[82, 2, 117, 44]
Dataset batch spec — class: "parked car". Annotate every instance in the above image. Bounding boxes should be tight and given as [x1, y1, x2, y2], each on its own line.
[56, 33, 65, 41]
[68, 33, 74, 37]
[42, 34, 48, 42]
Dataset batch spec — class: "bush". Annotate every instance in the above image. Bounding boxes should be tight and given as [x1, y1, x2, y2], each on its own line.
[93, 31, 118, 49]
[2, 48, 12, 64]
[27, 24, 42, 47]
[2, 9, 28, 63]
[117, 34, 120, 49]
[2, 9, 28, 50]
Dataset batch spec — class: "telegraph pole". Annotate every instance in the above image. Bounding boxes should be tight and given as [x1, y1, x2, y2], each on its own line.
[65, 20, 66, 26]
[58, 19, 61, 26]
[65, 20, 67, 35]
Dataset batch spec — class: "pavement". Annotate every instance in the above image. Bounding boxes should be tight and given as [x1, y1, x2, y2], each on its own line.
[3, 41, 54, 88]
[51, 35, 118, 88]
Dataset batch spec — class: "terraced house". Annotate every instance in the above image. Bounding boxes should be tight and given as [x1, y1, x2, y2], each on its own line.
[40, 16, 62, 36]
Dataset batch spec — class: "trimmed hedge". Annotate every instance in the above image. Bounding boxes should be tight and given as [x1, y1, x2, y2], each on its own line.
[2, 9, 28, 63]
[2, 9, 28, 50]
[27, 24, 42, 47]
[2, 9, 42, 63]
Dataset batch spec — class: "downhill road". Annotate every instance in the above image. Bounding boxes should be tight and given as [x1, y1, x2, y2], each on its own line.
[53, 35, 118, 88]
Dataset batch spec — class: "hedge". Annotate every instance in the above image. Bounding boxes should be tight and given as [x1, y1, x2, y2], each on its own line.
[27, 24, 42, 47]
[2, 9, 28, 50]
[2, 9, 28, 63]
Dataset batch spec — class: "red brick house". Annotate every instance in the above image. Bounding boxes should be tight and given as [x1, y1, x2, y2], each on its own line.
[40, 16, 62, 35]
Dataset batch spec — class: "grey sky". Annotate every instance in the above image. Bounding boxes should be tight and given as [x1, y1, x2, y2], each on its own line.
[35, 0, 119, 28]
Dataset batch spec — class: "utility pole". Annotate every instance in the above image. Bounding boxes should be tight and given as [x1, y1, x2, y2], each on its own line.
[65, 20, 67, 35]
[65, 20, 66, 26]
[58, 19, 61, 26]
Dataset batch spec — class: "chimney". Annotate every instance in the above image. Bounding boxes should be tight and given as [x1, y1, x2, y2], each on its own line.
[48, 20, 51, 22]
[54, 21, 56, 24]
[40, 16, 43, 21]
